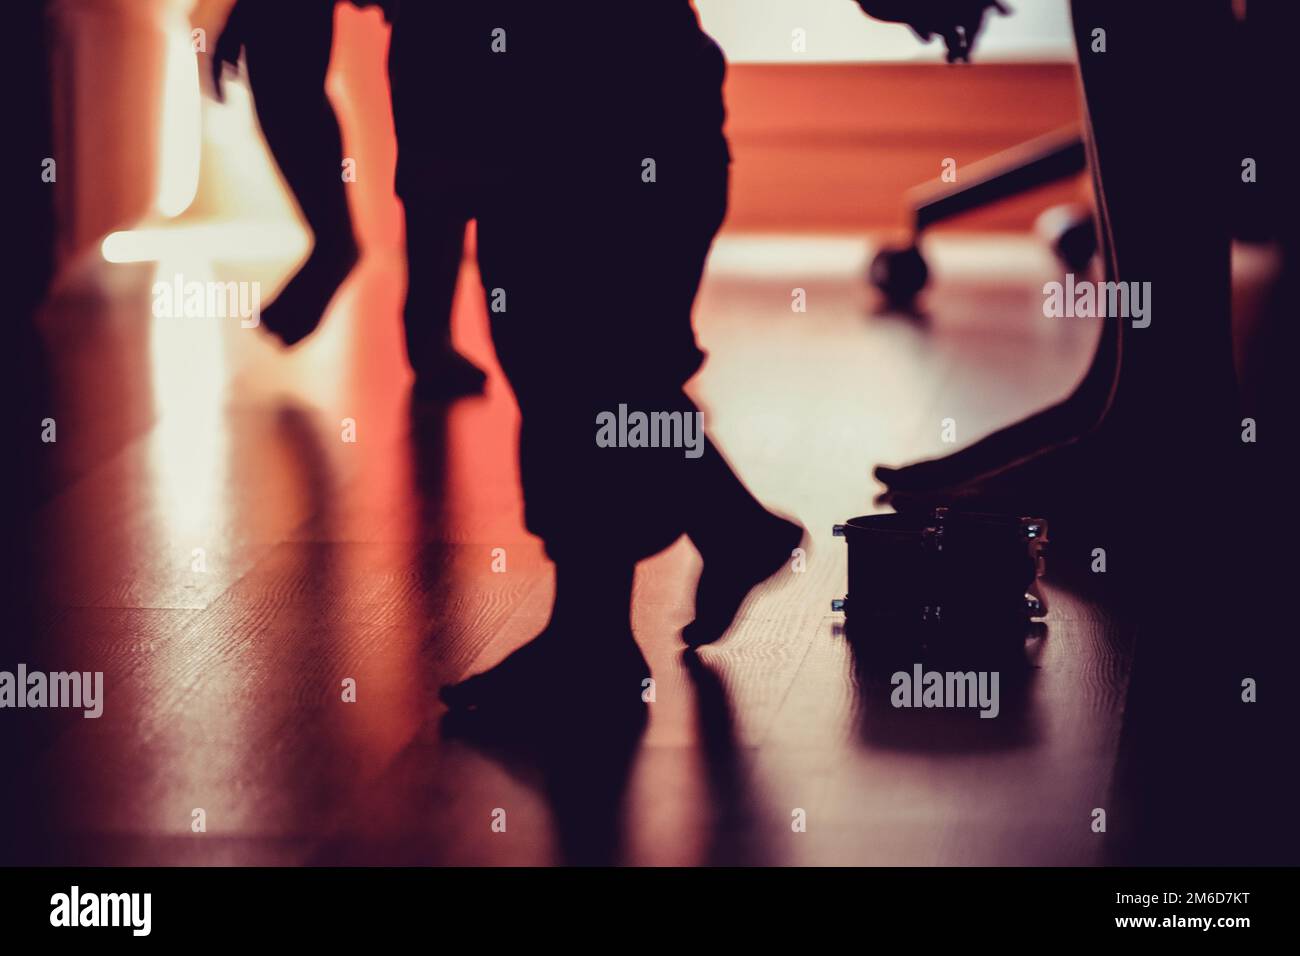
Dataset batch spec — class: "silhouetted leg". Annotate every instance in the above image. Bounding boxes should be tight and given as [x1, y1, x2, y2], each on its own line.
[443, 22, 802, 710]
[400, 198, 486, 399]
[243, 0, 358, 345]
[615, 53, 806, 646]
[879, 0, 1237, 515]
[681, 442, 804, 646]
[1111, 0, 1298, 866]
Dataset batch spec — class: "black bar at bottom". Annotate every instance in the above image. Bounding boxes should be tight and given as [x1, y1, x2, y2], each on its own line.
[0, 866, 1289, 942]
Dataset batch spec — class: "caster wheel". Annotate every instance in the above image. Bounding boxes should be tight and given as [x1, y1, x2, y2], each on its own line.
[1036, 204, 1098, 273]
[869, 244, 928, 308]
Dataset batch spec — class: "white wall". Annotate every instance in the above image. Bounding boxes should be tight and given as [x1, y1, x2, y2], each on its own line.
[695, 0, 1074, 63]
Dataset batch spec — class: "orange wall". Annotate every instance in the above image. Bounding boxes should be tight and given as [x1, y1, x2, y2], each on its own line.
[723, 61, 1086, 234]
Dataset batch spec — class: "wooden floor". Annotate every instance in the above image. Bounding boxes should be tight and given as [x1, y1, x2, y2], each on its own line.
[5, 224, 1171, 866]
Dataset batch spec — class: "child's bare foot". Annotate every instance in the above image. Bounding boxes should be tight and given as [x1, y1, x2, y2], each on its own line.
[260, 237, 358, 346]
[683, 512, 804, 647]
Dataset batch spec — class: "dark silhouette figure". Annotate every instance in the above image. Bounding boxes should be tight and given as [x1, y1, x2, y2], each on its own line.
[382, 4, 806, 713]
[851, 1, 1296, 864]
[211, 0, 487, 398]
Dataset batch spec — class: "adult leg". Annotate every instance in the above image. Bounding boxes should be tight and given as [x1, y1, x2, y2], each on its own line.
[386, 4, 487, 398]
[877, 0, 1237, 504]
[242, 0, 358, 345]
[1111, 0, 1296, 864]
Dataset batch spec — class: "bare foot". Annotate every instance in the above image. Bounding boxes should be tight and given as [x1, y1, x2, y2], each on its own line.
[260, 238, 358, 347]
[684, 512, 804, 647]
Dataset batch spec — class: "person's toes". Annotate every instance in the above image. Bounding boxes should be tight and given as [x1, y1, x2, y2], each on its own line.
[684, 514, 804, 647]
[259, 241, 358, 347]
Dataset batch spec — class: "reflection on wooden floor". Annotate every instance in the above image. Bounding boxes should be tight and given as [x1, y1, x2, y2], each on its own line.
[14, 231, 1140, 866]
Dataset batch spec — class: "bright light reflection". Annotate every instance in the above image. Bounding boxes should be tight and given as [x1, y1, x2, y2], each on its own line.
[101, 221, 307, 264]
[156, 14, 202, 218]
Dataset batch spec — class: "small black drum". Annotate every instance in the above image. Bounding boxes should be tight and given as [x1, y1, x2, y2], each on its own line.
[832, 508, 1048, 626]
